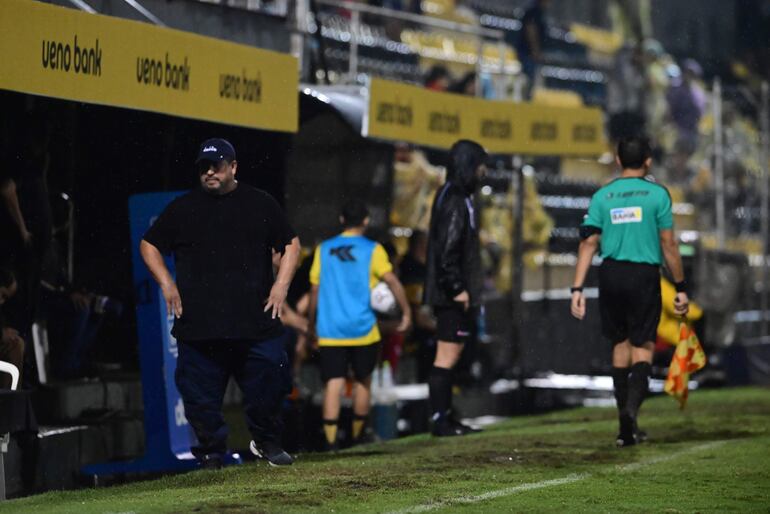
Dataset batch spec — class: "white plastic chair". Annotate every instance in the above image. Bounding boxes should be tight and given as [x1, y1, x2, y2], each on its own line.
[0, 360, 19, 391]
[0, 360, 19, 501]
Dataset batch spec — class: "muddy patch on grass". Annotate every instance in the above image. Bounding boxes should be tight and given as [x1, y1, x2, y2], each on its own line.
[343, 478, 378, 490]
[534, 415, 606, 426]
[653, 428, 756, 444]
[322, 474, 415, 492]
[194, 503, 270, 513]
[332, 450, 390, 459]
[463, 449, 576, 468]
[580, 449, 624, 464]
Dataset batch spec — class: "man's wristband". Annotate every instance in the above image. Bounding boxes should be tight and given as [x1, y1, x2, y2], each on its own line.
[570, 287, 583, 294]
[674, 280, 687, 293]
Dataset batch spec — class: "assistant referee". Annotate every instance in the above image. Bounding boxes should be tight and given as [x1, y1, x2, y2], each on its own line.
[570, 136, 689, 447]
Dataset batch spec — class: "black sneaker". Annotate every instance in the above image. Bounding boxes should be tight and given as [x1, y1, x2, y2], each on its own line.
[250, 440, 294, 466]
[616, 413, 637, 448]
[352, 427, 376, 447]
[432, 420, 467, 437]
[432, 417, 480, 437]
[450, 418, 482, 435]
[322, 440, 339, 453]
[199, 453, 223, 470]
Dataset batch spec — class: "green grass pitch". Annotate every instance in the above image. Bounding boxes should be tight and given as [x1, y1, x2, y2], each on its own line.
[2, 387, 768, 513]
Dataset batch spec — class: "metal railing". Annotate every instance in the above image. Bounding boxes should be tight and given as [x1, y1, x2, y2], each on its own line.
[711, 78, 770, 339]
[760, 83, 769, 337]
[66, 0, 166, 24]
[305, 0, 510, 96]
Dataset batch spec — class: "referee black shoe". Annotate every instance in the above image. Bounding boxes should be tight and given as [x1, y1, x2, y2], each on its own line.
[615, 432, 637, 447]
[616, 414, 637, 448]
[250, 440, 294, 466]
[633, 419, 648, 443]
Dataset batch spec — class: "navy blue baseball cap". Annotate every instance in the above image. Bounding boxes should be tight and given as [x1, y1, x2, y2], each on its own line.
[196, 138, 236, 163]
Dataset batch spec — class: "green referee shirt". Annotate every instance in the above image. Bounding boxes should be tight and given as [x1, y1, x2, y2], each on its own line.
[582, 177, 673, 265]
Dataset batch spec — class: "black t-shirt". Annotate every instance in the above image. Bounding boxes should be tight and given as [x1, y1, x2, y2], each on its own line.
[143, 184, 296, 342]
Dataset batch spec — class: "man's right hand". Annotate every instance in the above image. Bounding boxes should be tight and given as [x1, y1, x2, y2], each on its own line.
[570, 291, 586, 320]
[453, 290, 470, 311]
[161, 282, 183, 318]
[21, 229, 33, 248]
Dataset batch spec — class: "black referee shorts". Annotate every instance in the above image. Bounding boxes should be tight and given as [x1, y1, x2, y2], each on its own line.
[598, 258, 662, 347]
[319, 343, 380, 383]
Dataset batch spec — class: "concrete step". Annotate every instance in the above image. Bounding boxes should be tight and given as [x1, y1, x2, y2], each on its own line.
[33, 378, 143, 423]
[4, 416, 144, 498]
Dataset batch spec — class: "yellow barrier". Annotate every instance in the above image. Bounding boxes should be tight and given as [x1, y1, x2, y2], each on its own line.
[569, 23, 623, 55]
[0, 0, 298, 133]
[367, 78, 606, 156]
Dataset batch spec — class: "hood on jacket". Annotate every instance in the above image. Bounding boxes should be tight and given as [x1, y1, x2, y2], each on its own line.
[447, 139, 487, 195]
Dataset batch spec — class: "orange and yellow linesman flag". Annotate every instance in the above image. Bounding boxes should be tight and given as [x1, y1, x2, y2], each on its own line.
[664, 322, 707, 409]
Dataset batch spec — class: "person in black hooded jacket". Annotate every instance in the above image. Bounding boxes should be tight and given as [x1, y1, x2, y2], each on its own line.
[424, 139, 487, 436]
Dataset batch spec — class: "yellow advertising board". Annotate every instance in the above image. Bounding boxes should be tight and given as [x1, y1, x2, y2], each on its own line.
[0, 0, 298, 132]
[366, 79, 606, 156]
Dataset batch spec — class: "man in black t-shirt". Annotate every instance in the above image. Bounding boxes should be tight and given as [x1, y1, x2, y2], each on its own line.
[140, 138, 301, 468]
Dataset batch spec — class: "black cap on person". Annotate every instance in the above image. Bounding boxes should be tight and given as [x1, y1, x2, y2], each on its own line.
[196, 138, 236, 163]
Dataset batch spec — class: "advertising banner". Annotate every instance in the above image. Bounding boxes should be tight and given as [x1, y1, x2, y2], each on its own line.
[366, 78, 606, 156]
[0, 0, 298, 132]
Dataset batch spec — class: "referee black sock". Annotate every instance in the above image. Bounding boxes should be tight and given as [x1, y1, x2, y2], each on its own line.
[429, 366, 453, 421]
[625, 362, 652, 419]
[612, 367, 630, 414]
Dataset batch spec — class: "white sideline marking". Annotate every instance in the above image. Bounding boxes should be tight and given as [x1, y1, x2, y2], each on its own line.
[389, 475, 588, 514]
[388, 441, 727, 514]
[617, 440, 725, 472]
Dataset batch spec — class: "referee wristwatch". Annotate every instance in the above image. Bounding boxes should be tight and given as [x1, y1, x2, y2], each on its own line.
[570, 286, 583, 294]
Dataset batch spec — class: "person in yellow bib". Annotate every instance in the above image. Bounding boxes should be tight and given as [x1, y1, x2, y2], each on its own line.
[308, 200, 411, 450]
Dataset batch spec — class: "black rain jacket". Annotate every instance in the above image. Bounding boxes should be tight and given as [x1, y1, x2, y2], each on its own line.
[423, 141, 485, 308]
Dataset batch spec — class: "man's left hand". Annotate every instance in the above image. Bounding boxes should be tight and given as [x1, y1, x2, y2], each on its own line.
[674, 292, 690, 316]
[265, 281, 289, 319]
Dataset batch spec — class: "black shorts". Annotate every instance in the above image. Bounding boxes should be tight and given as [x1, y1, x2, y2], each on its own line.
[434, 304, 476, 344]
[598, 258, 662, 347]
[319, 343, 380, 382]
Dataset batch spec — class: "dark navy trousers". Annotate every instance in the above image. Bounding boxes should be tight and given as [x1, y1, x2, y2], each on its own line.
[175, 332, 291, 459]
